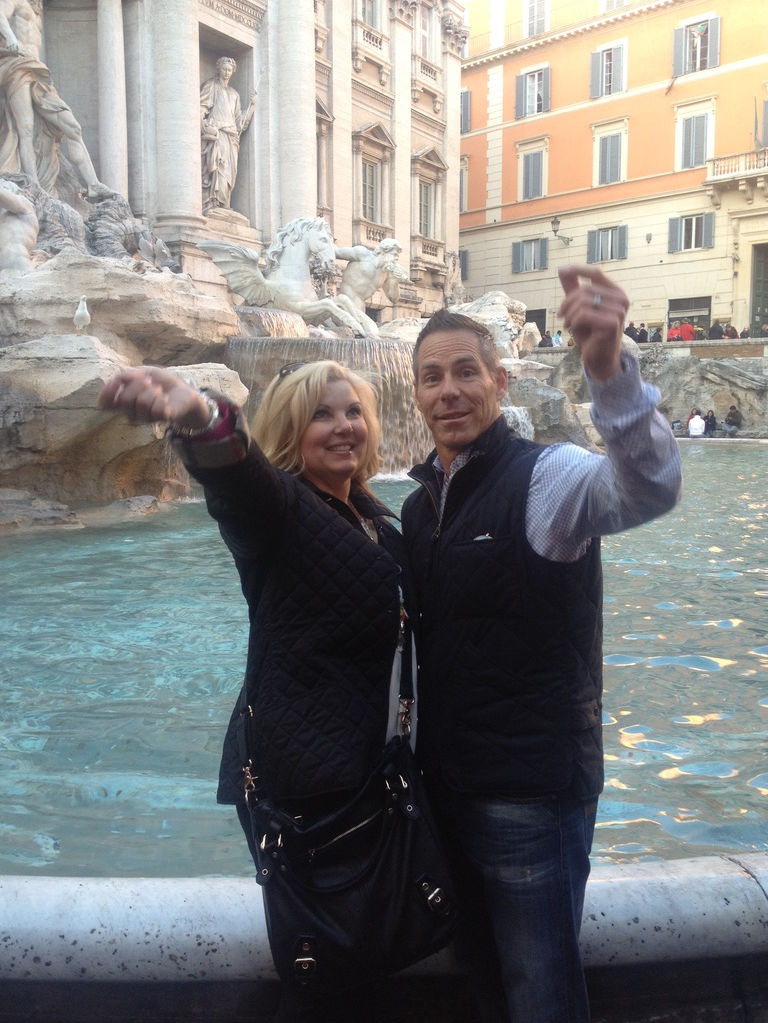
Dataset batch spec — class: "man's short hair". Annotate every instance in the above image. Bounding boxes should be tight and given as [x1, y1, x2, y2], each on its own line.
[413, 308, 498, 377]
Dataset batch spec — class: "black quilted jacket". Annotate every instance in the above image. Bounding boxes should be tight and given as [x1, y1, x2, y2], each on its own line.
[403, 416, 604, 801]
[184, 437, 405, 806]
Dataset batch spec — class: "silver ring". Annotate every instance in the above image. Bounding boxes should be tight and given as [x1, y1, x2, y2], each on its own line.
[592, 293, 602, 309]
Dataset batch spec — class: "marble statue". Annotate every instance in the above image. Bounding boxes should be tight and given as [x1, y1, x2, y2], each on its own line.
[0, 173, 37, 269]
[200, 56, 257, 214]
[334, 237, 410, 334]
[444, 249, 465, 306]
[200, 216, 376, 336]
[0, 0, 112, 201]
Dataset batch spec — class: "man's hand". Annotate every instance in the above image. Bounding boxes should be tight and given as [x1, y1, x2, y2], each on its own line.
[557, 265, 629, 381]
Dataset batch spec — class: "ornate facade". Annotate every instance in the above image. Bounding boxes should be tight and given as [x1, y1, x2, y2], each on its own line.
[41, 0, 467, 320]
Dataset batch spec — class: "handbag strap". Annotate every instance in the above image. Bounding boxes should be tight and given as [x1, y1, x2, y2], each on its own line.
[396, 586, 415, 738]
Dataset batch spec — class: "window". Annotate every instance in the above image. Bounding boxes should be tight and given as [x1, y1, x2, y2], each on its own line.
[420, 4, 436, 61]
[515, 68, 551, 118]
[590, 44, 625, 98]
[602, 0, 629, 9]
[598, 133, 621, 184]
[668, 213, 715, 252]
[525, 0, 547, 38]
[360, 0, 378, 27]
[587, 225, 628, 263]
[673, 18, 720, 76]
[681, 113, 708, 168]
[512, 238, 548, 273]
[522, 150, 543, 199]
[459, 161, 468, 213]
[418, 180, 433, 237]
[459, 249, 469, 279]
[460, 90, 471, 133]
[362, 160, 379, 221]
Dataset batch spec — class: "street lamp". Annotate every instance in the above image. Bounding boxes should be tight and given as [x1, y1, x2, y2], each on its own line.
[550, 216, 572, 245]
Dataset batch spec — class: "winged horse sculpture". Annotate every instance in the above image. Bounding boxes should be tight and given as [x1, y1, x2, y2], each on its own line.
[199, 217, 372, 336]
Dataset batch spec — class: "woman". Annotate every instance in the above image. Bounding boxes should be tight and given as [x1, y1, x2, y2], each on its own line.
[703, 409, 717, 437]
[99, 362, 408, 1021]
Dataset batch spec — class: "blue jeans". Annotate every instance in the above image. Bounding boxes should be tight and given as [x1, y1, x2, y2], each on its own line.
[428, 783, 597, 1023]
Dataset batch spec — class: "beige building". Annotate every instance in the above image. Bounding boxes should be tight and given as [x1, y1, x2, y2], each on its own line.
[40, 0, 466, 321]
[460, 0, 768, 338]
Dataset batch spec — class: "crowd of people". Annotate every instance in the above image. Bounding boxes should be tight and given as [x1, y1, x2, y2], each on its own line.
[682, 405, 743, 437]
[631, 320, 756, 342]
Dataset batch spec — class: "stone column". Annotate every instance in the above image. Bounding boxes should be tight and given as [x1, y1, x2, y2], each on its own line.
[97, 0, 128, 196]
[151, 0, 204, 235]
[275, 2, 316, 222]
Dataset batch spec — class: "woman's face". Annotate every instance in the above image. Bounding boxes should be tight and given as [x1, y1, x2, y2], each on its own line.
[299, 379, 368, 497]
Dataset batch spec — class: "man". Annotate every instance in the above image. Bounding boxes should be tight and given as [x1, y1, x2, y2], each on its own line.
[624, 320, 637, 340]
[636, 322, 648, 343]
[0, 0, 112, 199]
[708, 319, 724, 340]
[722, 404, 743, 436]
[680, 318, 695, 342]
[688, 410, 705, 437]
[402, 264, 681, 1023]
[0, 175, 38, 270]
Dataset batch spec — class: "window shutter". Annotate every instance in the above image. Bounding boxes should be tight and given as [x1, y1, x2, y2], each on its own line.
[617, 224, 628, 259]
[589, 52, 601, 98]
[515, 74, 526, 119]
[512, 242, 522, 273]
[707, 17, 720, 69]
[459, 249, 468, 278]
[702, 212, 715, 248]
[612, 45, 624, 93]
[587, 230, 598, 263]
[541, 67, 551, 112]
[610, 134, 621, 181]
[685, 114, 707, 167]
[668, 217, 682, 253]
[672, 27, 684, 77]
[537, 237, 549, 270]
[460, 90, 471, 133]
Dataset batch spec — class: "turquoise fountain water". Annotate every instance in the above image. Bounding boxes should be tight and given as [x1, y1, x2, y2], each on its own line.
[1, 443, 766, 876]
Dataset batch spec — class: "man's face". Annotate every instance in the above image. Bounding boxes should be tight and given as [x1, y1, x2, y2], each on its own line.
[414, 328, 507, 463]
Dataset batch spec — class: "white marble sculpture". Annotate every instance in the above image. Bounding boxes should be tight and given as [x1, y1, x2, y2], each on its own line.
[200, 217, 375, 336]
[334, 237, 410, 336]
[0, 173, 37, 269]
[200, 56, 257, 214]
[0, 0, 112, 202]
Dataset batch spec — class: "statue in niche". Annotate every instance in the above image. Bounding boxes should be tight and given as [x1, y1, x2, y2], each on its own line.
[0, 0, 113, 202]
[334, 237, 410, 334]
[200, 56, 257, 214]
[0, 173, 37, 269]
[444, 250, 465, 306]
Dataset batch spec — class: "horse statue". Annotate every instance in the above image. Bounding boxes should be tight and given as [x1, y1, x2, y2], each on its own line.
[199, 217, 372, 336]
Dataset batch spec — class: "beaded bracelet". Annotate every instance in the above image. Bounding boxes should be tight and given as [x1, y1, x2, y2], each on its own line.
[169, 392, 221, 439]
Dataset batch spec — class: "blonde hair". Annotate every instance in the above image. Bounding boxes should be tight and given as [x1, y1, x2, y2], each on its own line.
[252, 361, 381, 486]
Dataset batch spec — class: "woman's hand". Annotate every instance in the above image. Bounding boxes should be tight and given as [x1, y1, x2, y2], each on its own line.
[98, 367, 211, 431]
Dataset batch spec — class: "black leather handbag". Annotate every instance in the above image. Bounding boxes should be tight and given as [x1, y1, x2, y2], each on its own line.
[246, 734, 456, 991]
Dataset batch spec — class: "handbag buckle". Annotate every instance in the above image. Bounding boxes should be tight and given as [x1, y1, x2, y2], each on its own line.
[293, 937, 317, 983]
[418, 877, 452, 916]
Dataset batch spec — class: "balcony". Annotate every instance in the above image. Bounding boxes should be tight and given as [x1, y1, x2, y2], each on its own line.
[352, 18, 391, 86]
[411, 54, 444, 114]
[704, 149, 768, 207]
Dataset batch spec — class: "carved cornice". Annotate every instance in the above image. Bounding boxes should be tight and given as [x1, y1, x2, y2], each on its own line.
[390, 0, 418, 27]
[199, 0, 266, 32]
[442, 11, 469, 55]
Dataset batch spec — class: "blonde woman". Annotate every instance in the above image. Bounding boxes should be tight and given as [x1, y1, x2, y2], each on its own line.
[99, 362, 409, 1022]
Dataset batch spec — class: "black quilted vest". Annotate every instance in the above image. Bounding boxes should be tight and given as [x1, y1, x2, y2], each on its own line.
[403, 416, 604, 801]
[187, 441, 404, 805]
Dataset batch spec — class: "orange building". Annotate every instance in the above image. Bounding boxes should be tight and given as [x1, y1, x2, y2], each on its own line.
[459, 0, 768, 339]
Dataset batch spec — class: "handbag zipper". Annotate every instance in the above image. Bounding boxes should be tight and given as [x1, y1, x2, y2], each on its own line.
[307, 807, 382, 861]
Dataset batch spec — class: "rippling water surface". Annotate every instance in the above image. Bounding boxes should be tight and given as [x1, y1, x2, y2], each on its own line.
[1, 443, 766, 875]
